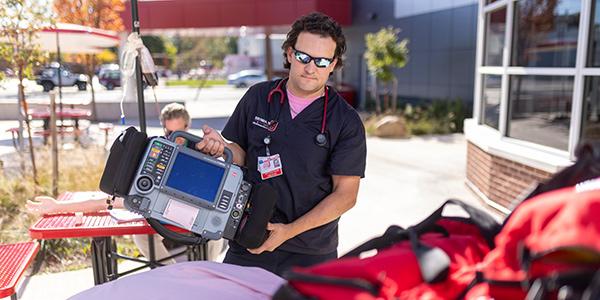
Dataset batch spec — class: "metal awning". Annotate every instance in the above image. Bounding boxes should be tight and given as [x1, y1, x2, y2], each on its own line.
[122, 0, 351, 31]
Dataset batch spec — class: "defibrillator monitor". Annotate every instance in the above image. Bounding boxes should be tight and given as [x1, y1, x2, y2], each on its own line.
[164, 152, 226, 206]
[124, 134, 252, 241]
[100, 128, 276, 248]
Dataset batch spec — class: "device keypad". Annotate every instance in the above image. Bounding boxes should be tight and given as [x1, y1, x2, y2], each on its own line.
[141, 141, 174, 186]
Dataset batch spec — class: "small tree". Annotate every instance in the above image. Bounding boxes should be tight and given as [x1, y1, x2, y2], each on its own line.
[364, 27, 409, 114]
[53, 0, 125, 120]
[0, 0, 53, 186]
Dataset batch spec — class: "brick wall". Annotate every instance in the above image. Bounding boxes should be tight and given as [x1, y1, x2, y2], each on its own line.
[466, 142, 553, 209]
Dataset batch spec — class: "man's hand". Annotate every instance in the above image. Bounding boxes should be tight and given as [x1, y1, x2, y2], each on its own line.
[196, 125, 226, 157]
[248, 222, 296, 254]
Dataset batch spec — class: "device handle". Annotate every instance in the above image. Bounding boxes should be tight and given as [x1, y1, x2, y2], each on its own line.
[146, 218, 206, 246]
[168, 130, 234, 164]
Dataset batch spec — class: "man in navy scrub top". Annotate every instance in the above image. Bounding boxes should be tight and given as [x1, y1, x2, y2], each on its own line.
[195, 12, 367, 275]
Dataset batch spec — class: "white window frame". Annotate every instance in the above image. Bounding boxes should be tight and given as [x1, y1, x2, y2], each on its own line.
[473, 0, 594, 165]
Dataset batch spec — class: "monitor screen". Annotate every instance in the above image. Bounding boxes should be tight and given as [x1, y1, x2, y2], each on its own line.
[165, 152, 225, 203]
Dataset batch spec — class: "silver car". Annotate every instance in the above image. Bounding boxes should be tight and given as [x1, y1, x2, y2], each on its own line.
[227, 70, 266, 88]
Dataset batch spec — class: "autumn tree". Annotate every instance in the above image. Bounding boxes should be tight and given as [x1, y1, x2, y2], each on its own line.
[53, 0, 125, 119]
[0, 0, 54, 186]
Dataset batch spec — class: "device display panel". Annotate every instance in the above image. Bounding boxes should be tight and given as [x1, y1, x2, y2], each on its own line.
[165, 152, 226, 203]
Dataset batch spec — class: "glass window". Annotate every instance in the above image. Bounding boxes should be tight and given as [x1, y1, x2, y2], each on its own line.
[582, 77, 600, 143]
[507, 75, 573, 150]
[486, 0, 499, 4]
[484, 8, 507, 66]
[588, 0, 600, 66]
[482, 74, 502, 129]
[512, 0, 580, 67]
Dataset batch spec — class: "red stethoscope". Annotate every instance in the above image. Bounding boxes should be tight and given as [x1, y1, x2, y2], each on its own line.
[266, 78, 329, 147]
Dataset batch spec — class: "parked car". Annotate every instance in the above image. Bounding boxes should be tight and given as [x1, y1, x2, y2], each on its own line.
[99, 69, 121, 90]
[97, 63, 119, 78]
[36, 66, 88, 92]
[99, 70, 150, 90]
[227, 70, 266, 88]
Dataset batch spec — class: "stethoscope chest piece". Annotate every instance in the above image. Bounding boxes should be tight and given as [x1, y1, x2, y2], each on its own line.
[315, 133, 327, 147]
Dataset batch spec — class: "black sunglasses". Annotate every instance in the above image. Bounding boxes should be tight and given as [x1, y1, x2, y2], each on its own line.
[292, 47, 334, 68]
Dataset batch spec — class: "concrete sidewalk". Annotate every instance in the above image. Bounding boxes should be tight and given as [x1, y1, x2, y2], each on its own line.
[0, 133, 504, 300]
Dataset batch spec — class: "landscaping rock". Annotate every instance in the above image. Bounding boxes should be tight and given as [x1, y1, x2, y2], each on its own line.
[372, 115, 408, 138]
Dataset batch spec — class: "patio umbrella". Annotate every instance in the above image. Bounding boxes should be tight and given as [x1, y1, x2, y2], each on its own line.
[38, 22, 119, 54]
[37, 23, 119, 113]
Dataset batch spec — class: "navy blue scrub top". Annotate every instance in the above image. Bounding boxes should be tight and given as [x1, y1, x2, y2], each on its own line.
[222, 79, 367, 255]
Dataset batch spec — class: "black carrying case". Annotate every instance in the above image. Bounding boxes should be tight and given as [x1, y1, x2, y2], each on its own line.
[99, 126, 149, 197]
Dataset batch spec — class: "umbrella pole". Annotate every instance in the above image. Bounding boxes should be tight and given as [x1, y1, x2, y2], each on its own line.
[56, 32, 64, 125]
[55, 32, 64, 144]
[131, 0, 146, 133]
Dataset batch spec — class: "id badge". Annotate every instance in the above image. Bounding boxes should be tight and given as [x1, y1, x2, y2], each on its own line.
[258, 154, 283, 180]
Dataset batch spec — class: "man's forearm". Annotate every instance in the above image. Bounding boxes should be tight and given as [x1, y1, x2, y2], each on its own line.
[226, 142, 246, 166]
[288, 186, 358, 238]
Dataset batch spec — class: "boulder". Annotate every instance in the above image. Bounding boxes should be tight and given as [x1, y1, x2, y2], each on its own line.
[372, 115, 408, 138]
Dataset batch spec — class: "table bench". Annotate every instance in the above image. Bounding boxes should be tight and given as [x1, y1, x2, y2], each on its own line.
[0, 241, 40, 300]
[5, 128, 20, 150]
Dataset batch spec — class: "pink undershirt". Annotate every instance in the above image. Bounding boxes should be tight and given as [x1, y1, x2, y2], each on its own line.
[287, 89, 320, 119]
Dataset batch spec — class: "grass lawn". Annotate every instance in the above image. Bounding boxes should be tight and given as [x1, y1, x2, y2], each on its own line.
[165, 79, 228, 87]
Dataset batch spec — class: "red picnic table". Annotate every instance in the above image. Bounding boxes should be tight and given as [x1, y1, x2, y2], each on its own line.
[0, 242, 39, 300]
[27, 107, 92, 120]
[29, 192, 207, 285]
[27, 107, 92, 143]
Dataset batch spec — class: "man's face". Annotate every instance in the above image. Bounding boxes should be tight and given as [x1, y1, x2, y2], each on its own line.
[286, 32, 337, 97]
[163, 118, 188, 145]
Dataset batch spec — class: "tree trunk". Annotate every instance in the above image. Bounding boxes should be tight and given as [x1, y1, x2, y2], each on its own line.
[383, 93, 390, 113]
[88, 55, 98, 121]
[370, 73, 380, 114]
[18, 72, 39, 187]
[391, 77, 398, 113]
[50, 91, 59, 197]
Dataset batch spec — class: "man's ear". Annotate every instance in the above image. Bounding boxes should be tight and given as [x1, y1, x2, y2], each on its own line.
[329, 57, 338, 71]
[285, 47, 293, 64]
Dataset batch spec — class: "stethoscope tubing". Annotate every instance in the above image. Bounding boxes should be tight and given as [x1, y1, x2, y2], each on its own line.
[266, 78, 329, 138]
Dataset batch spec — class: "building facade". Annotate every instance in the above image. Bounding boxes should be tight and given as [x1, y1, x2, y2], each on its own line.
[465, 0, 600, 213]
[344, 0, 479, 108]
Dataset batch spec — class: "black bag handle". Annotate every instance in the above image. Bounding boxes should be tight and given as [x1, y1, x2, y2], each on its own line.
[146, 218, 206, 246]
[340, 200, 499, 285]
[342, 225, 406, 258]
[408, 227, 451, 284]
[414, 199, 500, 248]
[281, 270, 380, 296]
[168, 130, 234, 164]
[343, 199, 500, 259]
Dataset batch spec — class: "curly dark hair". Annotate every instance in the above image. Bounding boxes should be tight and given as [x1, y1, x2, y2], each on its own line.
[281, 12, 346, 70]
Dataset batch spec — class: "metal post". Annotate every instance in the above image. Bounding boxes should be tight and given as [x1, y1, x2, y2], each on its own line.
[55, 32, 63, 119]
[50, 92, 58, 197]
[264, 27, 273, 81]
[131, 0, 147, 133]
